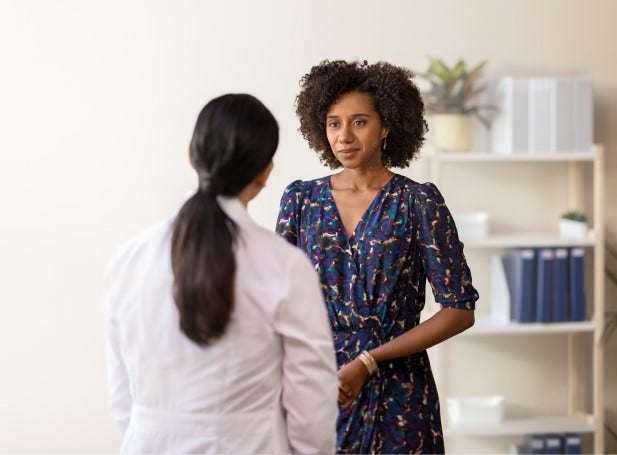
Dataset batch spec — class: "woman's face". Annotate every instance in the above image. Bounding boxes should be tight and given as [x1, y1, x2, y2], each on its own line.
[325, 91, 388, 170]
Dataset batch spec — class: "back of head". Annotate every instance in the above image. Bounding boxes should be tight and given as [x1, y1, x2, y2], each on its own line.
[172, 94, 279, 345]
[190, 94, 279, 195]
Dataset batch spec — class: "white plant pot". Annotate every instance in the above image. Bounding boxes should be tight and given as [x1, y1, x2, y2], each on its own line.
[431, 114, 473, 152]
[559, 219, 587, 238]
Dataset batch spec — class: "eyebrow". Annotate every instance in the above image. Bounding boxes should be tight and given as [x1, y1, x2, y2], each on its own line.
[326, 113, 370, 118]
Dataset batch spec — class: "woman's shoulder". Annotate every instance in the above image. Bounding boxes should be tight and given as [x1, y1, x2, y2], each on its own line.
[279, 176, 331, 208]
[391, 174, 444, 203]
[283, 176, 330, 193]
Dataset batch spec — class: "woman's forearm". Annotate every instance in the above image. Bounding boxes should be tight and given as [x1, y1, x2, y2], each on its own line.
[369, 307, 474, 364]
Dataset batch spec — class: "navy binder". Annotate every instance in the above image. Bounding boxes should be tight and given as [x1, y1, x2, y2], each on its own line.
[526, 434, 545, 454]
[552, 248, 569, 322]
[536, 248, 554, 323]
[544, 434, 563, 454]
[503, 248, 536, 322]
[569, 248, 586, 321]
[564, 433, 582, 454]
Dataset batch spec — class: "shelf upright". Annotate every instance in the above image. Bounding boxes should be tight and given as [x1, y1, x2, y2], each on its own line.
[592, 145, 605, 453]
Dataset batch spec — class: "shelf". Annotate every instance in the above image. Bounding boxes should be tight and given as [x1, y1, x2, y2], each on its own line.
[460, 315, 596, 336]
[434, 150, 596, 163]
[445, 415, 595, 436]
[461, 233, 595, 248]
[431, 144, 605, 452]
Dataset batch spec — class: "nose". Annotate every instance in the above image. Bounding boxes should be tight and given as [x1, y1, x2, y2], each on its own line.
[338, 123, 354, 144]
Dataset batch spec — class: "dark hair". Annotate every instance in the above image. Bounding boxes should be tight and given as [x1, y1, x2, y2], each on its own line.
[296, 59, 428, 169]
[171, 94, 279, 345]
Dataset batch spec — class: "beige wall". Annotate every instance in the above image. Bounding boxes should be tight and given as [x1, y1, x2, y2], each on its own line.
[0, 0, 614, 452]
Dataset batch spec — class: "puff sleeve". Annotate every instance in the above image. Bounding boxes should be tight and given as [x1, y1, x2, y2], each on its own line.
[412, 182, 478, 309]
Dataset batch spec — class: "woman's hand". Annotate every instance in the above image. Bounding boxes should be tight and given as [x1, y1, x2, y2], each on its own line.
[337, 358, 369, 407]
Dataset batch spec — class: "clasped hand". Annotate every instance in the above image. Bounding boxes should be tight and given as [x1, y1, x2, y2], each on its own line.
[337, 358, 369, 407]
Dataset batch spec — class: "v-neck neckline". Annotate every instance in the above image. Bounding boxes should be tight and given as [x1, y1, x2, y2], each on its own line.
[326, 174, 398, 243]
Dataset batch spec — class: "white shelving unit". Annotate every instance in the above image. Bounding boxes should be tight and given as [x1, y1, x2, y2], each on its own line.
[462, 315, 596, 336]
[447, 415, 595, 437]
[429, 145, 605, 454]
[462, 234, 595, 249]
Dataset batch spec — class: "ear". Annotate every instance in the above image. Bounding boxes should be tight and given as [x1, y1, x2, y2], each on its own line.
[187, 147, 194, 169]
[254, 161, 274, 188]
[381, 125, 389, 140]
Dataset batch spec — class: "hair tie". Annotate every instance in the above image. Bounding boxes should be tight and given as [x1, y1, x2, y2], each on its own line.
[198, 175, 219, 195]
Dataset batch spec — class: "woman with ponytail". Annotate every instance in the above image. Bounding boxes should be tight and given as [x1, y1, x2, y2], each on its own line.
[105, 94, 338, 454]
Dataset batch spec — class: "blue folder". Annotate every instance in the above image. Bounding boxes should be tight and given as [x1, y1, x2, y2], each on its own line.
[536, 248, 554, 323]
[564, 433, 582, 454]
[503, 248, 536, 322]
[527, 434, 545, 454]
[552, 248, 569, 322]
[569, 248, 586, 321]
[544, 434, 563, 454]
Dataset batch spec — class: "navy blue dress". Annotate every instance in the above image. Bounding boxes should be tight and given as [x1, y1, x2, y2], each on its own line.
[276, 174, 478, 454]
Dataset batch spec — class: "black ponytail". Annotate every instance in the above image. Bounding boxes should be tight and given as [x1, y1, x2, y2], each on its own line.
[171, 94, 278, 345]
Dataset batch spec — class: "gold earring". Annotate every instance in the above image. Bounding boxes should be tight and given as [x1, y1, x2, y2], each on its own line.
[383, 137, 388, 151]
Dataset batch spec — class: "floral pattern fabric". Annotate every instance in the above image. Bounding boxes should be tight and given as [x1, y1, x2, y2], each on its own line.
[276, 174, 478, 454]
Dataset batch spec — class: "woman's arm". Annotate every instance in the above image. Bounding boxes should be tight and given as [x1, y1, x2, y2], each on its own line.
[337, 307, 474, 406]
[370, 307, 474, 362]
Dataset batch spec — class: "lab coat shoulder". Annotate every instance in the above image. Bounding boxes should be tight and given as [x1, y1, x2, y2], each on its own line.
[242, 221, 306, 263]
[105, 217, 173, 318]
[235, 221, 319, 306]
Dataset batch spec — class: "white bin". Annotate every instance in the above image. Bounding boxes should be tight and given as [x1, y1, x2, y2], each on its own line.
[447, 395, 504, 424]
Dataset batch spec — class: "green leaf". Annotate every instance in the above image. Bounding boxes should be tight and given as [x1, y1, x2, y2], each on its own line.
[428, 58, 451, 80]
[452, 60, 466, 78]
[459, 60, 488, 102]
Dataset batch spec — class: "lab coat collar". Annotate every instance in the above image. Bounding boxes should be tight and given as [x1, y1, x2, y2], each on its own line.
[216, 195, 255, 230]
[179, 191, 256, 231]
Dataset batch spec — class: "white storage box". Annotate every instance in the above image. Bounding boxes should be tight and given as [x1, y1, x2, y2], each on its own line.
[447, 395, 504, 424]
[453, 212, 489, 240]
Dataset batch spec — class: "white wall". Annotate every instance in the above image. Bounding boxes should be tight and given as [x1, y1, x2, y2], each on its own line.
[0, 0, 615, 452]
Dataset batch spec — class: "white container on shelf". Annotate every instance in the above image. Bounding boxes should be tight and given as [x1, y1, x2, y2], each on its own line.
[453, 212, 489, 240]
[447, 395, 505, 424]
[559, 219, 587, 238]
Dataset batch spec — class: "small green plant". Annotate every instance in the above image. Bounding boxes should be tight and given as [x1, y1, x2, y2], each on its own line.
[418, 56, 494, 128]
[560, 211, 587, 222]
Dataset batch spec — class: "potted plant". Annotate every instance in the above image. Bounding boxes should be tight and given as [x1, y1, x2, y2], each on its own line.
[418, 57, 493, 151]
[559, 210, 588, 238]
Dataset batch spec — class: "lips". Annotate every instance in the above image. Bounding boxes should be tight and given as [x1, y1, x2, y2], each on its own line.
[337, 148, 359, 157]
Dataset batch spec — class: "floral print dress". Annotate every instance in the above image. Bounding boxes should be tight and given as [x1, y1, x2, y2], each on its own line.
[276, 174, 478, 454]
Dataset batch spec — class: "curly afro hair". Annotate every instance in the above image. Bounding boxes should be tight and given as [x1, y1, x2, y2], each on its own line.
[295, 59, 428, 169]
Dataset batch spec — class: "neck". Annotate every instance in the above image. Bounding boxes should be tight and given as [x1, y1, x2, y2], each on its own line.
[237, 182, 260, 207]
[333, 166, 394, 191]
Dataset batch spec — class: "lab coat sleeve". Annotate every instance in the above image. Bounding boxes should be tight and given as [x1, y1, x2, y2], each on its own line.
[104, 263, 132, 432]
[273, 252, 338, 454]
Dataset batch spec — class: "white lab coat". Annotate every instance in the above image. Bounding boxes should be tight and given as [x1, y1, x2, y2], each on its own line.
[105, 196, 338, 454]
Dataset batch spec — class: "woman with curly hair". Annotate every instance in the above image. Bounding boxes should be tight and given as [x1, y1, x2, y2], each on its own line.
[276, 60, 479, 454]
